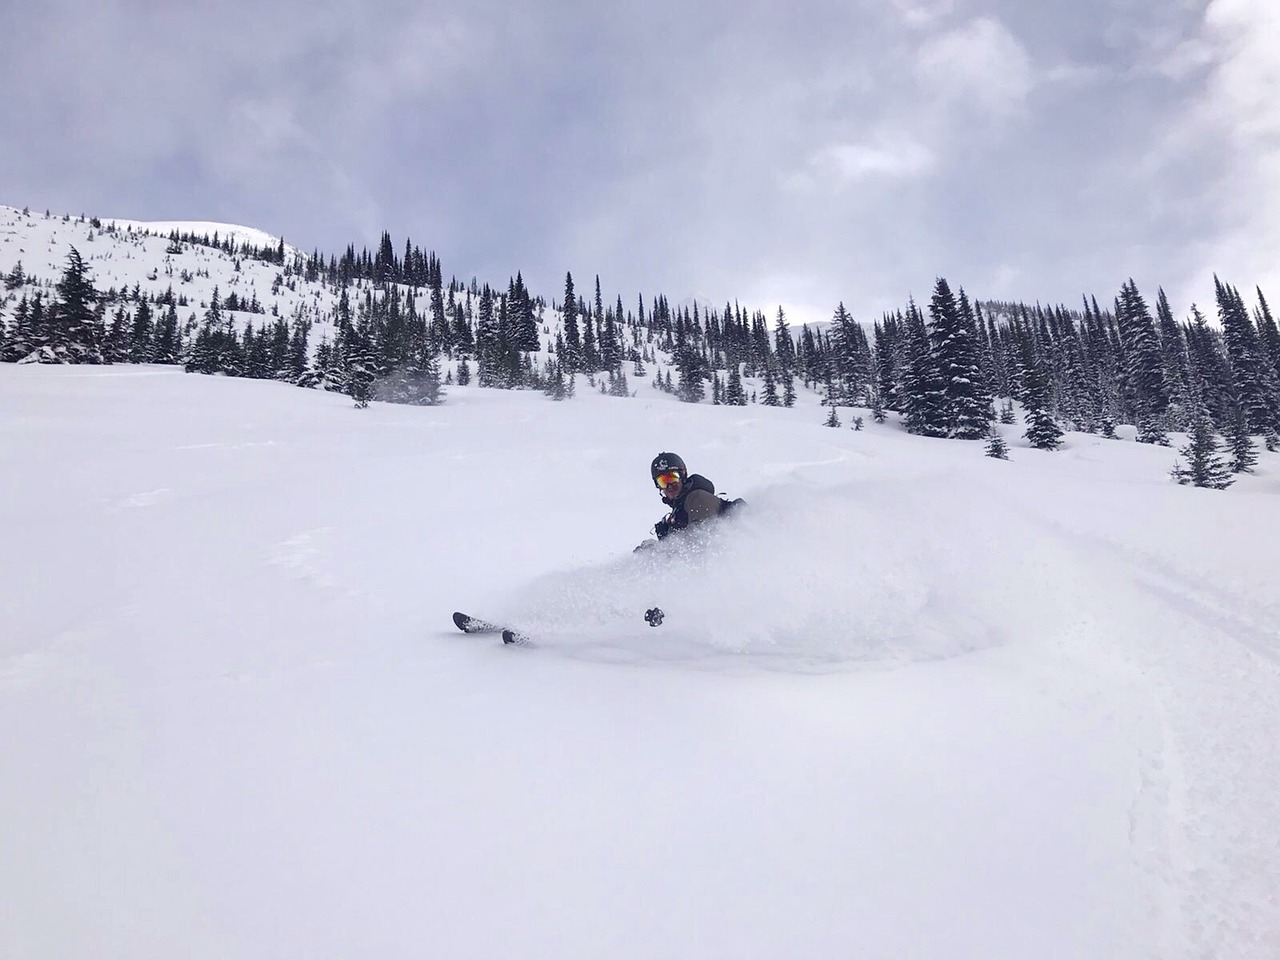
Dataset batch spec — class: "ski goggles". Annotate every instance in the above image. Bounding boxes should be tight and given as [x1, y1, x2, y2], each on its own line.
[655, 470, 683, 489]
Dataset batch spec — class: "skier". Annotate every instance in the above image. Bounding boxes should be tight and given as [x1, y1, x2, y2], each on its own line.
[637, 452, 743, 551]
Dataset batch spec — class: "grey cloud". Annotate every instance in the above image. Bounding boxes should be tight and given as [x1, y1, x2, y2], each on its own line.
[0, 0, 1268, 326]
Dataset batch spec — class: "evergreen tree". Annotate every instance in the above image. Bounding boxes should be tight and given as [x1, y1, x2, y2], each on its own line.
[1225, 405, 1259, 473]
[1024, 407, 1065, 450]
[599, 304, 622, 373]
[1255, 287, 1280, 382]
[829, 302, 861, 402]
[561, 273, 580, 372]
[901, 300, 947, 436]
[1155, 288, 1191, 425]
[1019, 329, 1063, 450]
[348, 331, 378, 409]
[153, 301, 180, 363]
[129, 299, 154, 362]
[724, 361, 747, 406]
[984, 426, 1010, 460]
[873, 312, 903, 411]
[674, 318, 707, 403]
[870, 390, 885, 423]
[1215, 277, 1278, 434]
[1116, 279, 1168, 441]
[762, 361, 780, 406]
[1171, 400, 1234, 488]
[4, 260, 25, 291]
[50, 246, 104, 363]
[475, 285, 504, 387]
[774, 307, 796, 374]
[929, 278, 990, 438]
[607, 366, 630, 397]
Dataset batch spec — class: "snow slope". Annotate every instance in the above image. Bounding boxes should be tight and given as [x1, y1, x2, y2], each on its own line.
[0, 205, 338, 349]
[2, 364, 1279, 959]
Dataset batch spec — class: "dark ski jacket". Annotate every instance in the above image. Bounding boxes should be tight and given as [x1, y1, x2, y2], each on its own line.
[653, 474, 744, 540]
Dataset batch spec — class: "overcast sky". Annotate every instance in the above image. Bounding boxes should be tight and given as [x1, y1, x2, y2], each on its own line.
[2, 0, 1275, 325]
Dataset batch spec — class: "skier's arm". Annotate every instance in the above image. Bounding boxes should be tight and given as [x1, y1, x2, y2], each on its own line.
[653, 513, 675, 539]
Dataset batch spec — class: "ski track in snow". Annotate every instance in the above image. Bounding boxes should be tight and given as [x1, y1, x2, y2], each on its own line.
[1003, 497, 1280, 957]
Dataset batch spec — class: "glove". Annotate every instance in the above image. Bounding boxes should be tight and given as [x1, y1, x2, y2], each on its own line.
[654, 516, 673, 540]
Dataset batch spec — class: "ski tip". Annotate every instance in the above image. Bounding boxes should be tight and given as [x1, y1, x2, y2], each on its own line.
[502, 629, 531, 646]
[452, 611, 470, 632]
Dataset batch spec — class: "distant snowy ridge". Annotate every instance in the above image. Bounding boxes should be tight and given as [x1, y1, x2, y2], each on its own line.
[0, 205, 297, 259]
[98, 214, 297, 258]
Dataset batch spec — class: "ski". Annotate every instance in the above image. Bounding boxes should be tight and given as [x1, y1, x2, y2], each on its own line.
[452, 611, 501, 634]
[451, 606, 662, 646]
[452, 611, 532, 646]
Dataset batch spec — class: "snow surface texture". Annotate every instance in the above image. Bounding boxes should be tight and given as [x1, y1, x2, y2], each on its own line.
[2, 364, 1279, 959]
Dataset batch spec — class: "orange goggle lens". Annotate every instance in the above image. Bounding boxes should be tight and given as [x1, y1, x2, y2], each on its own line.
[656, 471, 682, 489]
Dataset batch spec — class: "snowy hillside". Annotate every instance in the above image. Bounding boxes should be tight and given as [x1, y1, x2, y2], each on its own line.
[0, 204, 341, 347]
[2, 361, 1279, 959]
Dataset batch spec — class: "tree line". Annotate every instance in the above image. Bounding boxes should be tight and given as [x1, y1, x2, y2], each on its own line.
[3, 229, 1278, 488]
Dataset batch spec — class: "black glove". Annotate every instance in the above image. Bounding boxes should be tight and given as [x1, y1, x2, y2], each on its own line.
[654, 516, 673, 540]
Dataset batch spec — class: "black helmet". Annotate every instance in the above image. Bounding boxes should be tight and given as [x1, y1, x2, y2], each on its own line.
[651, 452, 687, 486]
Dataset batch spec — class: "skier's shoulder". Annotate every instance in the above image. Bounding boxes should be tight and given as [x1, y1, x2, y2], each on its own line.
[684, 475, 749, 518]
[682, 483, 722, 521]
[685, 473, 716, 494]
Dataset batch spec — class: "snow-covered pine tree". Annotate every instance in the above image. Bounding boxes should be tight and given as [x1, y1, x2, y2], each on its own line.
[561, 273, 580, 373]
[349, 353, 376, 409]
[929, 278, 990, 439]
[1018, 328, 1063, 450]
[871, 390, 886, 423]
[1226, 406, 1258, 473]
[50, 247, 104, 363]
[475, 285, 504, 388]
[1215, 277, 1278, 435]
[674, 318, 707, 403]
[1155, 288, 1191, 427]
[901, 300, 947, 437]
[509, 273, 539, 353]
[545, 361, 567, 400]
[774, 307, 796, 375]
[830, 302, 872, 403]
[873, 312, 903, 412]
[724, 361, 747, 406]
[1, 295, 29, 361]
[1116, 280, 1168, 443]
[153, 300, 180, 364]
[608, 366, 630, 398]
[1256, 287, 1280, 385]
[1172, 400, 1234, 488]
[761, 362, 779, 406]
[984, 425, 1010, 459]
[129, 298, 154, 362]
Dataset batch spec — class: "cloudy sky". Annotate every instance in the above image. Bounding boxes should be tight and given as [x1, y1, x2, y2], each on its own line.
[2, 0, 1275, 325]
